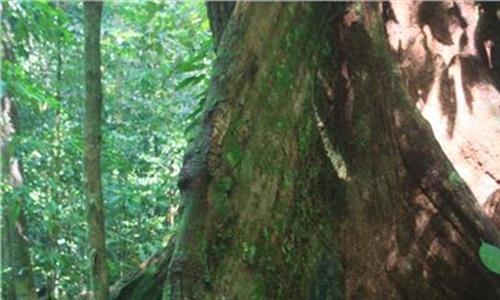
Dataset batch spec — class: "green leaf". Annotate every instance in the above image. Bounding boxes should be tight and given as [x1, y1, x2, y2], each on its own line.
[175, 75, 204, 91]
[176, 62, 205, 73]
[184, 96, 205, 121]
[479, 241, 500, 274]
[4, 62, 59, 108]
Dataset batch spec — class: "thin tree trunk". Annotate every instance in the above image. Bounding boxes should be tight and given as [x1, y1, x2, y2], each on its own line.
[43, 3, 65, 298]
[0, 212, 16, 300]
[83, 2, 108, 299]
[1, 82, 38, 300]
[1, 2, 38, 298]
[0, 96, 38, 300]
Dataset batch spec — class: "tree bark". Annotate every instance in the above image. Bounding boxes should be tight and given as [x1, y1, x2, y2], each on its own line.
[205, 1, 235, 52]
[84, 2, 108, 299]
[383, 1, 500, 209]
[1, 99, 38, 300]
[113, 2, 500, 299]
[1, 2, 38, 298]
[110, 236, 176, 300]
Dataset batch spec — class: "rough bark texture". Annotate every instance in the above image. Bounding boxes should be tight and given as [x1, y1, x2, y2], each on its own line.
[167, 3, 346, 298]
[110, 236, 176, 300]
[205, 2, 235, 52]
[383, 1, 500, 214]
[113, 2, 500, 299]
[83, 2, 108, 300]
[1, 2, 37, 298]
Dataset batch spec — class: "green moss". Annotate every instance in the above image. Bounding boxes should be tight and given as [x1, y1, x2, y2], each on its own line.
[216, 176, 233, 194]
[353, 115, 372, 147]
[211, 175, 236, 238]
[251, 278, 266, 300]
[283, 170, 294, 190]
[448, 171, 464, 187]
[299, 117, 314, 156]
[239, 154, 255, 183]
[225, 146, 241, 168]
[170, 4, 346, 299]
[242, 241, 257, 265]
[262, 226, 270, 241]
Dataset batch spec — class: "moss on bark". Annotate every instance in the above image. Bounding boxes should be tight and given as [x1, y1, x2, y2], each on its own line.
[166, 3, 347, 299]
[113, 3, 500, 299]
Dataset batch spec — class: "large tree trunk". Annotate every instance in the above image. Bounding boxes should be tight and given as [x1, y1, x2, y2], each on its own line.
[112, 2, 500, 299]
[83, 2, 109, 300]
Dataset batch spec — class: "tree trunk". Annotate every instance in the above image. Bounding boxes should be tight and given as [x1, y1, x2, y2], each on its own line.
[1, 2, 38, 298]
[383, 1, 500, 210]
[112, 2, 500, 299]
[205, 1, 235, 52]
[1, 99, 38, 300]
[83, 2, 108, 299]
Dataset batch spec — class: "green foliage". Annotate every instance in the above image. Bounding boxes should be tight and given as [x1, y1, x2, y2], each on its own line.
[479, 241, 500, 274]
[2, 1, 212, 297]
[3, 61, 59, 109]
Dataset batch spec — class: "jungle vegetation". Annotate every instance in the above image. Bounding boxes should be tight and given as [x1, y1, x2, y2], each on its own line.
[1, 1, 500, 300]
